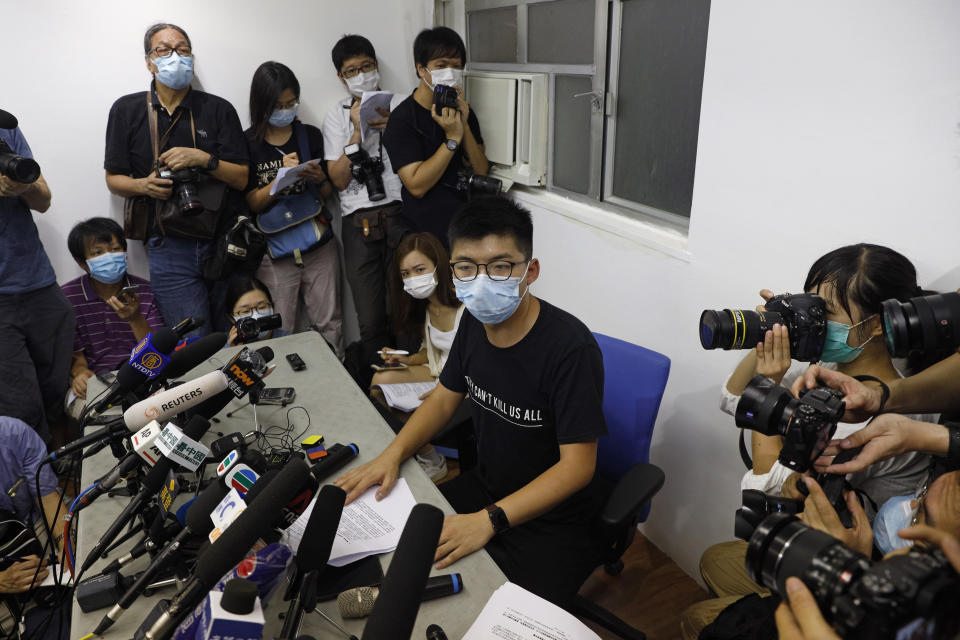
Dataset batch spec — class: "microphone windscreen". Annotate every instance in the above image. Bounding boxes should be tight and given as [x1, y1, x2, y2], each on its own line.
[160, 332, 227, 381]
[220, 578, 258, 615]
[181, 414, 211, 441]
[337, 586, 378, 618]
[191, 388, 236, 422]
[361, 503, 444, 640]
[241, 468, 279, 504]
[195, 459, 311, 587]
[185, 482, 230, 533]
[255, 346, 274, 363]
[296, 485, 346, 572]
[141, 453, 175, 494]
[113, 327, 179, 389]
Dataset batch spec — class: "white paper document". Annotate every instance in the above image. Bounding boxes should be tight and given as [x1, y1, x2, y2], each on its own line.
[464, 582, 601, 640]
[359, 91, 394, 143]
[269, 158, 325, 195]
[281, 479, 417, 567]
[375, 381, 437, 412]
[40, 565, 73, 588]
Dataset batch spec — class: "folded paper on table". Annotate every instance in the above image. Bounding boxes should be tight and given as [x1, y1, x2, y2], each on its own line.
[463, 582, 601, 640]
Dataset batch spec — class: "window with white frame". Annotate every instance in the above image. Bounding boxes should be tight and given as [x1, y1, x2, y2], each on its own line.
[464, 0, 711, 224]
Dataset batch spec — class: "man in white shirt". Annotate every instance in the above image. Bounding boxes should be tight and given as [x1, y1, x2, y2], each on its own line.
[322, 35, 405, 369]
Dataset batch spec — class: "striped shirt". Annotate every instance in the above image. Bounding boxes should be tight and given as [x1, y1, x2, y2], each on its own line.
[61, 273, 163, 372]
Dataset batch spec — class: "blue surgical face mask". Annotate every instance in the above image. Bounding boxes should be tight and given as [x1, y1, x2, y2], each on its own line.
[154, 52, 194, 90]
[454, 265, 529, 325]
[268, 108, 297, 127]
[874, 494, 916, 555]
[820, 316, 876, 363]
[86, 252, 127, 284]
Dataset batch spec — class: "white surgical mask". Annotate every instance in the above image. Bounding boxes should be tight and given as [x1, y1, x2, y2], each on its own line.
[427, 67, 463, 90]
[873, 494, 916, 555]
[403, 270, 438, 300]
[346, 70, 380, 97]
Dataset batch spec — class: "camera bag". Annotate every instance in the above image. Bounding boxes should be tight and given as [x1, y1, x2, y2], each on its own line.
[203, 214, 267, 280]
[256, 122, 332, 267]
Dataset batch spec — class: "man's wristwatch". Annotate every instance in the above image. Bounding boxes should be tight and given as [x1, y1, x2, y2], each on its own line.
[206, 154, 220, 171]
[485, 504, 510, 535]
[445, 138, 459, 152]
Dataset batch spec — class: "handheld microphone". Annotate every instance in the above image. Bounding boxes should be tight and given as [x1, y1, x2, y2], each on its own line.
[195, 578, 264, 640]
[144, 458, 312, 640]
[79, 415, 213, 576]
[131, 420, 166, 466]
[426, 625, 448, 640]
[337, 574, 463, 619]
[149, 331, 226, 387]
[278, 485, 346, 640]
[72, 452, 144, 513]
[94, 480, 230, 635]
[360, 503, 445, 640]
[0, 109, 18, 129]
[309, 443, 359, 483]
[123, 371, 229, 431]
[91, 328, 180, 414]
[171, 316, 206, 338]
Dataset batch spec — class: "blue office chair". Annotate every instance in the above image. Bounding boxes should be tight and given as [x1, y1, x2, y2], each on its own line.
[568, 333, 670, 640]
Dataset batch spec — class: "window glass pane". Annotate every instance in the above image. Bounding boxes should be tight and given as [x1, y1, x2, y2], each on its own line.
[612, 0, 710, 218]
[552, 75, 593, 194]
[468, 7, 518, 63]
[528, 0, 595, 64]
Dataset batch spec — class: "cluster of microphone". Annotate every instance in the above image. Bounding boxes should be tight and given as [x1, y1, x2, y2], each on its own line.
[61, 322, 461, 640]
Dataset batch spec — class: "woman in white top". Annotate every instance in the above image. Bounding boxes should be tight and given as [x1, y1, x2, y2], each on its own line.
[723, 244, 936, 510]
[372, 231, 464, 405]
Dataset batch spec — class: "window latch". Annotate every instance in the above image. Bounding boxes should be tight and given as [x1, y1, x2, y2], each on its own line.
[572, 91, 604, 113]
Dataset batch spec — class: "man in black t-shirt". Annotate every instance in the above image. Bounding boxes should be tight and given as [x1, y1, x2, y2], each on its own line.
[382, 27, 488, 247]
[104, 23, 249, 336]
[336, 198, 608, 606]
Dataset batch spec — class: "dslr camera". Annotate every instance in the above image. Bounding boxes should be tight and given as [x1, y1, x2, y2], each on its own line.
[736, 375, 844, 472]
[158, 167, 203, 215]
[344, 142, 386, 202]
[747, 513, 960, 639]
[700, 292, 828, 362]
[0, 138, 41, 184]
[433, 84, 459, 115]
[234, 313, 282, 344]
[455, 169, 502, 199]
[882, 291, 960, 357]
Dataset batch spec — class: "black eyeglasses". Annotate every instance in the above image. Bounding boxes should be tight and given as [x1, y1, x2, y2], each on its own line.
[150, 45, 193, 58]
[449, 260, 527, 282]
[341, 61, 377, 79]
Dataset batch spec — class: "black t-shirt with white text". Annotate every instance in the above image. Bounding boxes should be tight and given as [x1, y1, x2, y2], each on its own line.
[243, 122, 328, 196]
[439, 299, 607, 522]
[382, 93, 484, 246]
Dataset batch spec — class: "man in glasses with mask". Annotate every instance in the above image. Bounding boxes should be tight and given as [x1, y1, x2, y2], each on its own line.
[336, 197, 608, 607]
[103, 23, 249, 337]
[323, 34, 404, 369]
[382, 26, 489, 249]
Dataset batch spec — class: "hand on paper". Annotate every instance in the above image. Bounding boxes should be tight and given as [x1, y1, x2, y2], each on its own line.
[334, 451, 401, 505]
[434, 511, 494, 570]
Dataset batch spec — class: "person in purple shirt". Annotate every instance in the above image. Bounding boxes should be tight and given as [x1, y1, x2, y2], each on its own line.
[61, 218, 163, 414]
[0, 124, 75, 444]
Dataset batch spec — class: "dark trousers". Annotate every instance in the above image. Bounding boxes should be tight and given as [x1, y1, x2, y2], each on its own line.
[0, 284, 74, 442]
[340, 205, 401, 366]
[439, 470, 605, 607]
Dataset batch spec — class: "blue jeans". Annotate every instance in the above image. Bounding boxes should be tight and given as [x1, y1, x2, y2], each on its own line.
[145, 236, 226, 337]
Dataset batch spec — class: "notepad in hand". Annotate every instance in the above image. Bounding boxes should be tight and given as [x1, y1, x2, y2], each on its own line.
[374, 381, 437, 413]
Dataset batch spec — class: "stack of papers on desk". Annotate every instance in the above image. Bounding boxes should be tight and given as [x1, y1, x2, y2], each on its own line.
[464, 582, 601, 640]
[375, 381, 437, 412]
[281, 478, 417, 567]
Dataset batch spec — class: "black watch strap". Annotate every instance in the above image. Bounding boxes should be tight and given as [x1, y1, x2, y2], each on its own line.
[485, 504, 510, 535]
[206, 154, 219, 171]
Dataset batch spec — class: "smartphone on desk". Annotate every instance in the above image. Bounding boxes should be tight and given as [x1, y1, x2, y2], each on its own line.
[257, 387, 296, 406]
[371, 363, 408, 372]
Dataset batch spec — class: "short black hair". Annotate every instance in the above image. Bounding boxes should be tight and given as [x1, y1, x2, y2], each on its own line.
[331, 35, 377, 72]
[225, 276, 274, 317]
[68, 218, 126, 264]
[413, 27, 466, 78]
[448, 197, 533, 260]
[143, 23, 191, 55]
[248, 61, 300, 142]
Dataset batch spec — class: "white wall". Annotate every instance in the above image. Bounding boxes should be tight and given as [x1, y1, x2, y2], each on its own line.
[508, 0, 960, 581]
[3, 0, 432, 339]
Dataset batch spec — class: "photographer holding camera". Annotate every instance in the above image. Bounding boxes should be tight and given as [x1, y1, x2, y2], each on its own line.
[0, 116, 74, 444]
[322, 35, 404, 367]
[382, 26, 489, 248]
[682, 245, 939, 640]
[104, 23, 249, 337]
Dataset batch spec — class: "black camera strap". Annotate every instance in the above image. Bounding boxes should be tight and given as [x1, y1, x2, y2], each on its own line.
[739, 429, 753, 470]
[850, 375, 890, 414]
[146, 90, 196, 173]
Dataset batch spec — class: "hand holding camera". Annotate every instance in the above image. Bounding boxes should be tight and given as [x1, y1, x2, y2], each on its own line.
[0, 174, 34, 198]
[798, 476, 873, 556]
[431, 86, 464, 142]
[138, 170, 174, 200]
[158, 146, 209, 171]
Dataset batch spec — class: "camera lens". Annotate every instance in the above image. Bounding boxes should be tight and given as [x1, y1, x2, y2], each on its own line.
[698, 309, 783, 351]
[363, 172, 386, 202]
[0, 149, 41, 183]
[734, 375, 796, 437]
[881, 293, 960, 357]
[176, 182, 203, 216]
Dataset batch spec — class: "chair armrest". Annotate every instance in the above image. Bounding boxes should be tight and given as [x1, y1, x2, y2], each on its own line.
[600, 462, 665, 529]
